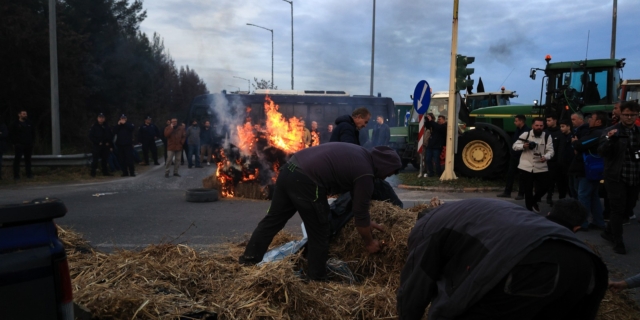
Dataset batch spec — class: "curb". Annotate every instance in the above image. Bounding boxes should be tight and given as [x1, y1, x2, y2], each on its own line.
[397, 184, 503, 193]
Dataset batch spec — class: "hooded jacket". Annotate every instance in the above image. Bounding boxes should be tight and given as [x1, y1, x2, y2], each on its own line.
[292, 143, 401, 227]
[397, 198, 606, 320]
[513, 130, 554, 173]
[330, 115, 360, 145]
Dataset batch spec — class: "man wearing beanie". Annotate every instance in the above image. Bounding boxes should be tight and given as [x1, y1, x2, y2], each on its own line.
[239, 143, 402, 281]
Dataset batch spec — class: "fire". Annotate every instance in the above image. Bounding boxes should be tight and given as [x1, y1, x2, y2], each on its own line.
[215, 149, 235, 198]
[215, 95, 303, 199]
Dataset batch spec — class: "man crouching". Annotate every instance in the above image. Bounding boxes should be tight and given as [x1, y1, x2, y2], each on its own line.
[239, 142, 402, 281]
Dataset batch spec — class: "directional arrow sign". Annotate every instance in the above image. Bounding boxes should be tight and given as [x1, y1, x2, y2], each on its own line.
[413, 80, 431, 115]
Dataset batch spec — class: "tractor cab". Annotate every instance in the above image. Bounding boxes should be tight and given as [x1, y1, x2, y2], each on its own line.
[465, 88, 518, 112]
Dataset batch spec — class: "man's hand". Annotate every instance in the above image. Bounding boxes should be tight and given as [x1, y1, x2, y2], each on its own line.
[523, 142, 530, 150]
[365, 239, 382, 253]
[370, 221, 386, 233]
[540, 156, 547, 162]
[607, 129, 618, 138]
[609, 280, 628, 293]
[571, 136, 578, 142]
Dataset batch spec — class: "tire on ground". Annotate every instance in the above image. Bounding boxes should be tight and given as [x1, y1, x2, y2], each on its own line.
[455, 128, 509, 179]
[185, 188, 219, 202]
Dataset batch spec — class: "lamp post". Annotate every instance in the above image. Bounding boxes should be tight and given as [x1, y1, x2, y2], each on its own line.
[247, 23, 274, 89]
[49, 0, 61, 155]
[282, 0, 293, 90]
[234, 76, 251, 93]
[369, 0, 376, 96]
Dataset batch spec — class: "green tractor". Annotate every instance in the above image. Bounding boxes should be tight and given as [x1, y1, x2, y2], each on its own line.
[454, 56, 626, 179]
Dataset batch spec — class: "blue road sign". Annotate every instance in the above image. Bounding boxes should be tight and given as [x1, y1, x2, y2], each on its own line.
[413, 80, 431, 115]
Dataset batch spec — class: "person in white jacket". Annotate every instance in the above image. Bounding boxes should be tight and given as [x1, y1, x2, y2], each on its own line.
[513, 117, 554, 213]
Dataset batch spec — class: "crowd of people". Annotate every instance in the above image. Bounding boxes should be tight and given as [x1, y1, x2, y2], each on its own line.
[497, 100, 640, 255]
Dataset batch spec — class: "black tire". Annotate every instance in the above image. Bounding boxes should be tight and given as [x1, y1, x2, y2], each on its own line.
[185, 188, 219, 202]
[455, 128, 509, 179]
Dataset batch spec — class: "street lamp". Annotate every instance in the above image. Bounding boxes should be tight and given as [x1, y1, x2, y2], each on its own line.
[234, 76, 251, 93]
[370, 0, 376, 96]
[246, 23, 274, 89]
[282, 0, 293, 90]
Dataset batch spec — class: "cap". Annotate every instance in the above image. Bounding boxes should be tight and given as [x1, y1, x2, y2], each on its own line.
[97, 113, 105, 118]
[120, 114, 127, 119]
[145, 116, 152, 120]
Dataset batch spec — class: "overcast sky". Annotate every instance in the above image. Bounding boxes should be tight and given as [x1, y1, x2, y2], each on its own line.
[140, 0, 640, 104]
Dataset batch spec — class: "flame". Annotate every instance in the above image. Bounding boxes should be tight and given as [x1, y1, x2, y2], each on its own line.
[215, 95, 304, 198]
[264, 96, 305, 153]
[215, 149, 235, 198]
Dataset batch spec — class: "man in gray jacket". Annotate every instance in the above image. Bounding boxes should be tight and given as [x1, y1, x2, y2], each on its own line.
[185, 119, 202, 168]
[398, 198, 607, 320]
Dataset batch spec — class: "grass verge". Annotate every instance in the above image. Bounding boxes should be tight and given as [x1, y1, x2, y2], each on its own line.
[398, 172, 509, 189]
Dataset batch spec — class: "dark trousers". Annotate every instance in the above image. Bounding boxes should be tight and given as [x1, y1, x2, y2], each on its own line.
[116, 144, 135, 175]
[457, 240, 607, 320]
[141, 140, 158, 164]
[547, 162, 569, 199]
[91, 145, 110, 175]
[504, 155, 524, 195]
[520, 170, 549, 210]
[604, 180, 640, 243]
[426, 147, 442, 176]
[13, 144, 33, 178]
[240, 168, 330, 280]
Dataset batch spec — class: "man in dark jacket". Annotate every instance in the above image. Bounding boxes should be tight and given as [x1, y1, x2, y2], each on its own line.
[398, 198, 607, 320]
[138, 116, 160, 166]
[200, 120, 214, 165]
[424, 114, 446, 177]
[330, 107, 371, 145]
[599, 101, 640, 254]
[9, 110, 35, 180]
[498, 114, 529, 199]
[371, 116, 390, 147]
[569, 112, 590, 197]
[239, 143, 402, 280]
[113, 114, 136, 177]
[321, 124, 333, 144]
[0, 118, 8, 180]
[544, 114, 561, 204]
[555, 119, 574, 199]
[572, 111, 607, 231]
[89, 113, 113, 177]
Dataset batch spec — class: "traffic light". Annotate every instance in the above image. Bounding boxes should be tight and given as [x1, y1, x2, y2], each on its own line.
[456, 55, 475, 92]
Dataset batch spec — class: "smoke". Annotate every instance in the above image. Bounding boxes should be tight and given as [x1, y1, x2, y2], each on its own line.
[209, 93, 247, 152]
[487, 33, 534, 64]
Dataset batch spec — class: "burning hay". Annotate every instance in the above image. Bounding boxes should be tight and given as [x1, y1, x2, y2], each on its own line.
[62, 201, 640, 319]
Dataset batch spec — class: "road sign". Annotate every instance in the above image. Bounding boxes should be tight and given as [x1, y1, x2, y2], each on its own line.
[413, 80, 431, 115]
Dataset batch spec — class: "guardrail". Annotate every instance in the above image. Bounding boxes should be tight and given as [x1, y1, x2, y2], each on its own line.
[2, 140, 163, 167]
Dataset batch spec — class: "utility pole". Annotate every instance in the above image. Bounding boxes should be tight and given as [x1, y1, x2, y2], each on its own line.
[283, 0, 293, 89]
[441, 0, 459, 181]
[611, 0, 617, 59]
[49, 0, 61, 155]
[369, 0, 376, 96]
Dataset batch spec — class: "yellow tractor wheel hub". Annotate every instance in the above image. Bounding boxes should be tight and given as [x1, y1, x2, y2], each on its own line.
[462, 140, 493, 171]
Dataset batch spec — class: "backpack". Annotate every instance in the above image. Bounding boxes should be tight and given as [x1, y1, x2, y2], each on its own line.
[583, 151, 604, 181]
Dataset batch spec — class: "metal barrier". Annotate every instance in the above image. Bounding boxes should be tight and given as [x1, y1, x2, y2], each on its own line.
[2, 140, 163, 167]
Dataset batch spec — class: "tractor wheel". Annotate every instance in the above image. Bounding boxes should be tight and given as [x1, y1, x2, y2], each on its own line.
[455, 129, 509, 179]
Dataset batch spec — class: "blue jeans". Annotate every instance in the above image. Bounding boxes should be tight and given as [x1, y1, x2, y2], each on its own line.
[426, 148, 442, 176]
[187, 144, 201, 167]
[577, 177, 605, 228]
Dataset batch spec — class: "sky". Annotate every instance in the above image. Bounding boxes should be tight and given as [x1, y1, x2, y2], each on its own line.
[139, 0, 640, 105]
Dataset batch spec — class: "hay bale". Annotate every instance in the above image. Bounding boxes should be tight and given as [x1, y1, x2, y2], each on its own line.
[62, 201, 640, 319]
